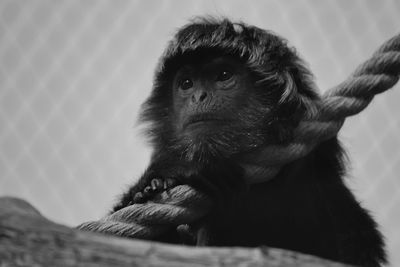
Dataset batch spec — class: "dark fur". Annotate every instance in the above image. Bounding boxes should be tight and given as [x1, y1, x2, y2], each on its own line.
[113, 18, 386, 266]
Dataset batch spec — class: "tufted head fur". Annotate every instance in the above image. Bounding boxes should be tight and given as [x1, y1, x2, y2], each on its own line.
[140, 17, 320, 162]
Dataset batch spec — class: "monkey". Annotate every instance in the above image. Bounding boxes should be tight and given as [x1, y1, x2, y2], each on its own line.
[111, 18, 386, 266]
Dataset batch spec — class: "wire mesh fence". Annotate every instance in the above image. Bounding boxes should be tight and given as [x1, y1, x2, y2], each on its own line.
[0, 0, 399, 265]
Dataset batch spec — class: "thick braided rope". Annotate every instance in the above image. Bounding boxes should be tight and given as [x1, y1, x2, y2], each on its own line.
[245, 33, 400, 179]
[78, 33, 400, 239]
[77, 185, 212, 238]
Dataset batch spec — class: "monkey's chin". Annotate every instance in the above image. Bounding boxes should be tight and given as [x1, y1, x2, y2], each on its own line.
[178, 127, 243, 163]
[183, 125, 229, 147]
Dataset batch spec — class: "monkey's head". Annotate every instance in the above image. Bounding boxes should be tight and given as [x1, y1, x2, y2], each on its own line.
[141, 18, 319, 163]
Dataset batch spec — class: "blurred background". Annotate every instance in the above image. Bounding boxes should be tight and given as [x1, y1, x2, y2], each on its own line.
[0, 0, 399, 265]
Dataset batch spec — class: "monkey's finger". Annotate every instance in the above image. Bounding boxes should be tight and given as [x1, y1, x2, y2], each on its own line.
[166, 178, 178, 188]
[176, 224, 196, 245]
[163, 180, 168, 190]
[151, 178, 163, 191]
[143, 186, 155, 196]
[133, 192, 145, 203]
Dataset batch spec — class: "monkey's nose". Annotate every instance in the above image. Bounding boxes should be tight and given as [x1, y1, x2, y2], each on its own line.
[192, 91, 207, 103]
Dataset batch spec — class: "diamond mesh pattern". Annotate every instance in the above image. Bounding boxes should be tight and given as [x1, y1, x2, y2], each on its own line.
[0, 0, 399, 265]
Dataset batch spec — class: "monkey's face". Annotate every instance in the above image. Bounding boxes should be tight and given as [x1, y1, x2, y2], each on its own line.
[170, 55, 274, 160]
[172, 56, 252, 136]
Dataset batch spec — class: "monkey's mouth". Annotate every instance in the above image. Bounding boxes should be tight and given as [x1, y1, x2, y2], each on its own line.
[184, 113, 228, 129]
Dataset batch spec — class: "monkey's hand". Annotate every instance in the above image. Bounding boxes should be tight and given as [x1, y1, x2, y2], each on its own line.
[77, 184, 213, 241]
[130, 177, 204, 245]
[132, 177, 179, 204]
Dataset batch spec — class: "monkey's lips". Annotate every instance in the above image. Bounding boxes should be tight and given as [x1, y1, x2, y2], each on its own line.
[184, 113, 229, 129]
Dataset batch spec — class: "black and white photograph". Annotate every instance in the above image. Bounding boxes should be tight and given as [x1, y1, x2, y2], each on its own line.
[0, 1, 399, 266]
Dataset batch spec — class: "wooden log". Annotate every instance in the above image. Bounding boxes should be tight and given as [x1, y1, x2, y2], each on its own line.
[0, 197, 352, 267]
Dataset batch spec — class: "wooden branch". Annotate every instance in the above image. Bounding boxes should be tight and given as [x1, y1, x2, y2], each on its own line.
[0, 197, 351, 267]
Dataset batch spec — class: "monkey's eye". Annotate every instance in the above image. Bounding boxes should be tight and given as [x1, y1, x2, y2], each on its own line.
[180, 79, 193, 90]
[216, 70, 233, 81]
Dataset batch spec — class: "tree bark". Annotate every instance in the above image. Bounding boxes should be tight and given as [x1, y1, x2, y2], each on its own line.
[0, 197, 351, 267]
